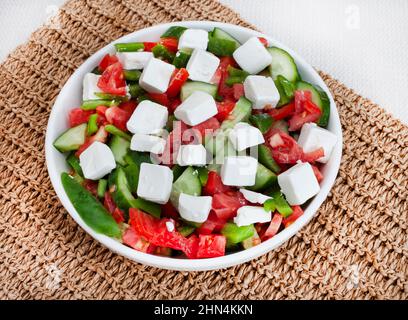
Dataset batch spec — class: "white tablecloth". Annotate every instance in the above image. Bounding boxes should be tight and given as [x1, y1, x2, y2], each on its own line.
[1, 0, 407, 124]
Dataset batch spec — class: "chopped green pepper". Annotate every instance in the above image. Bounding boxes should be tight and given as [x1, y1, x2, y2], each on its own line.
[152, 44, 175, 62]
[275, 75, 296, 106]
[269, 191, 293, 217]
[249, 114, 273, 134]
[221, 222, 254, 245]
[128, 82, 144, 98]
[87, 114, 99, 136]
[225, 66, 249, 86]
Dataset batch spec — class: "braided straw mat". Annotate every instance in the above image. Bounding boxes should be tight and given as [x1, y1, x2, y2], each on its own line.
[0, 0, 407, 300]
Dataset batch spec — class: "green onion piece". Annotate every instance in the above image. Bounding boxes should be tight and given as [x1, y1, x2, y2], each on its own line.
[105, 124, 132, 141]
[94, 92, 128, 102]
[81, 99, 119, 110]
[97, 179, 108, 198]
[87, 114, 99, 136]
[114, 42, 144, 52]
[249, 114, 273, 134]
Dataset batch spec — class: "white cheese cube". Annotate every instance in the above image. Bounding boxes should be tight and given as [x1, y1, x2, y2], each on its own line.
[137, 163, 173, 204]
[239, 189, 271, 205]
[277, 162, 320, 205]
[139, 57, 175, 93]
[221, 156, 258, 186]
[176, 144, 207, 166]
[130, 133, 166, 154]
[79, 141, 116, 180]
[83, 73, 102, 101]
[116, 52, 153, 70]
[234, 206, 272, 227]
[233, 37, 272, 74]
[126, 100, 168, 134]
[174, 91, 218, 126]
[178, 29, 209, 51]
[186, 49, 220, 83]
[228, 122, 265, 151]
[297, 123, 338, 163]
[178, 193, 212, 223]
[244, 75, 280, 109]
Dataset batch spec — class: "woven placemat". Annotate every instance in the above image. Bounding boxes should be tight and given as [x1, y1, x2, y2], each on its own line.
[0, 0, 407, 300]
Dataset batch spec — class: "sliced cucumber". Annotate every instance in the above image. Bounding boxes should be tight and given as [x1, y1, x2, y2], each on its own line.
[248, 162, 278, 192]
[296, 81, 330, 127]
[180, 81, 218, 101]
[109, 135, 130, 166]
[170, 166, 201, 207]
[161, 26, 187, 39]
[123, 163, 139, 194]
[53, 123, 87, 153]
[211, 28, 240, 48]
[124, 150, 152, 167]
[172, 49, 191, 68]
[268, 47, 300, 83]
[258, 144, 281, 174]
[112, 167, 137, 211]
[220, 97, 252, 130]
[242, 226, 260, 249]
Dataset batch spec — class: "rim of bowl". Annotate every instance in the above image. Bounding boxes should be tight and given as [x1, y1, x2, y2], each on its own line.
[45, 21, 342, 271]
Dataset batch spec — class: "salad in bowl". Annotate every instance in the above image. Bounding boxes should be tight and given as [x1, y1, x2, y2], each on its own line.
[46, 21, 341, 270]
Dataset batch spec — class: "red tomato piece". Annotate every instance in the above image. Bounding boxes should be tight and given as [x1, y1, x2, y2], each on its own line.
[183, 235, 199, 259]
[68, 108, 94, 127]
[288, 111, 321, 132]
[268, 102, 295, 121]
[216, 100, 236, 122]
[266, 129, 304, 164]
[98, 54, 119, 72]
[75, 126, 108, 156]
[302, 148, 325, 163]
[168, 98, 181, 114]
[119, 100, 137, 115]
[262, 213, 283, 241]
[143, 42, 157, 52]
[212, 191, 247, 220]
[112, 208, 125, 224]
[122, 226, 151, 253]
[283, 206, 304, 228]
[103, 191, 116, 214]
[161, 201, 179, 220]
[147, 92, 170, 107]
[196, 234, 226, 259]
[159, 37, 179, 53]
[311, 164, 324, 183]
[158, 121, 189, 165]
[258, 37, 268, 46]
[166, 68, 189, 98]
[83, 179, 98, 196]
[197, 211, 226, 235]
[216, 57, 238, 101]
[97, 62, 127, 96]
[288, 91, 321, 131]
[294, 90, 313, 113]
[105, 106, 131, 131]
[203, 171, 231, 196]
[192, 117, 220, 141]
[233, 83, 245, 100]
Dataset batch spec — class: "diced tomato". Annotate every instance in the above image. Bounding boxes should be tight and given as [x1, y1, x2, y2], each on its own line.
[119, 100, 137, 115]
[282, 206, 304, 228]
[162, 201, 179, 220]
[75, 126, 108, 156]
[216, 100, 236, 122]
[68, 108, 94, 127]
[268, 102, 295, 121]
[147, 92, 170, 107]
[216, 57, 238, 101]
[203, 171, 231, 196]
[197, 211, 226, 235]
[288, 111, 321, 132]
[168, 98, 181, 114]
[303, 148, 324, 163]
[112, 208, 125, 224]
[261, 213, 283, 241]
[103, 191, 116, 214]
[143, 42, 157, 52]
[311, 164, 324, 183]
[288, 91, 321, 131]
[258, 37, 268, 46]
[96, 106, 108, 116]
[294, 90, 313, 113]
[192, 117, 220, 140]
[83, 179, 98, 196]
[183, 235, 199, 259]
[159, 37, 178, 53]
[97, 62, 127, 96]
[158, 121, 189, 165]
[166, 68, 189, 98]
[98, 54, 119, 72]
[233, 83, 245, 100]
[212, 191, 247, 220]
[105, 106, 131, 131]
[122, 226, 151, 252]
[196, 234, 226, 258]
[265, 129, 303, 164]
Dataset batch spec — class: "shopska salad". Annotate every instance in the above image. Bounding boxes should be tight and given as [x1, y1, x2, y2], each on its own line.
[54, 26, 338, 259]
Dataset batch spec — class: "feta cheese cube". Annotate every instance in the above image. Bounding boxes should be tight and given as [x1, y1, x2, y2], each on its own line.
[178, 193, 212, 223]
[174, 91, 218, 126]
[83, 73, 102, 100]
[139, 57, 175, 93]
[277, 161, 320, 205]
[176, 144, 207, 166]
[137, 163, 173, 204]
[186, 49, 220, 83]
[221, 156, 258, 186]
[244, 75, 280, 109]
[116, 52, 153, 70]
[297, 123, 338, 163]
[228, 122, 265, 151]
[130, 133, 166, 154]
[239, 189, 271, 205]
[126, 100, 168, 134]
[233, 37, 272, 74]
[234, 206, 272, 227]
[79, 141, 116, 180]
[178, 29, 209, 51]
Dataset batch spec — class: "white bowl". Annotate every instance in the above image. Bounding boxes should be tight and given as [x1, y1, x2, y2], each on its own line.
[45, 21, 342, 271]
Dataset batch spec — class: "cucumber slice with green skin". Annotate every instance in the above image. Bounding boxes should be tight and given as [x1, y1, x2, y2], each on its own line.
[53, 123, 87, 153]
[172, 164, 186, 182]
[66, 153, 83, 176]
[211, 28, 241, 48]
[113, 167, 136, 211]
[242, 226, 260, 249]
[221, 222, 254, 246]
[207, 36, 237, 56]
[268, 47, 300, 83]
[170, 166, 202, 208]
[248, 163, 278, 191]
[133, 198, 161, 219]
[220, 97, 252, 130]
[161, 26, 187, 39]
[249, 113, 273, 134]
[180, 81, 218, 101]
[61, 173, 121, 238]
[124, 150, 152, 167]
[196, 167, 209, 186]
[172, 50, 191, 68]
[109, 135, 130, 166]
[296, 81, 330, 127]
[258, 144, 281, 174]
[123, 163, 139, 194]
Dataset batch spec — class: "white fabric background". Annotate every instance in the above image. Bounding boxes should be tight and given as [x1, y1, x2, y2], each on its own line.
[0, 0, 407, 124]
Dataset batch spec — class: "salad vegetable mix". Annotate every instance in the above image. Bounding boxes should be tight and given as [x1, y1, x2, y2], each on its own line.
[54, 27, 338, 259]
